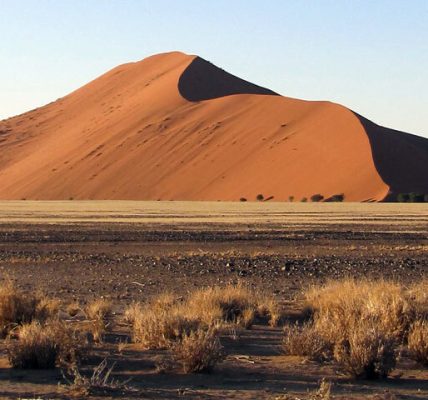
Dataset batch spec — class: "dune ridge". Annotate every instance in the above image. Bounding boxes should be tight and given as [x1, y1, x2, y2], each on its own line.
[0, 51, 427, 201]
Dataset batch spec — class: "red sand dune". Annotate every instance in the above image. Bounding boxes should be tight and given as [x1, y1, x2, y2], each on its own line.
[0, 51, 427, 201]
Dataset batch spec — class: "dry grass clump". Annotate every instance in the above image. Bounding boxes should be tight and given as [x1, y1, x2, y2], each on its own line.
[285, 279, 416, 379]
[333, 319, 398, 379]
[283, 323, 332, 362]
[172, 328, 224, 373]
[186, 284, 255, 326]
[186, 284, 280, 327]
[85, 299, 112, 342]
[129, 301, 201, 349]
[67, 302, 82, 318]
[305, 279, 413, 343]
[64, 359, 132, 396]
[0, 280, 58, 337]
[407, 319, 428, 366]
[7, 320, 84, 369]
[406, 280, 428, 318]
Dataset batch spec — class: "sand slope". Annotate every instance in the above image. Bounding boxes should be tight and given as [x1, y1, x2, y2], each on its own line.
[0, 51, 427, 201]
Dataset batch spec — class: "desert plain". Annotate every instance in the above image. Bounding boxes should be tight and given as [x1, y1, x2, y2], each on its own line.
[0, 201, 427, 399]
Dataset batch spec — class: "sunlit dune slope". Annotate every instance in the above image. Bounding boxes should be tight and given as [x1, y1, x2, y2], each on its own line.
[0, 51, 426, 201]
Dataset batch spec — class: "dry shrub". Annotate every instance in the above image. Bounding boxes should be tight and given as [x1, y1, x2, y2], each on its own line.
[306, 279, 412, 343]
[186, 284, 269, 327]
[408, 319, 428, 366]
[64, 359, 131, 396]
[283, 323, 332, 362]
[292, 279, 414, 378]
[333, 319, 398, 379]
[7, 320, 84, 369]
[0, 281, 58, 337]
[173, 328, 224, 373]
[35, 297, 60, 322]
[129, 302, 201, 349]
[407, 280, 428, 318]
[258, 297, 283, 326]
[85, 299, 112, 342]
[67, 302, 81, 318]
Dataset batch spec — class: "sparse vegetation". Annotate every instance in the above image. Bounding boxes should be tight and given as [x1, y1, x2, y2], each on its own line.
[284, 279, 420, 379]
[239, 197, 247, 202]
[283, 323, 332, 362]
[310, 194, 324, 202]
[288, 196, 294, 202]
[256, 194, 264, 201]
[63, 358, 131, 396]
[408, 320, 428, 366]
[301, 197, 308, 202]
[85, 299, 112, 342]
[0, 280, 57, 337]
[7, 320, 84, 369]
[396, 192, 428, 202]
[173, 327, 224, 373]
[325, 193, 345, 202]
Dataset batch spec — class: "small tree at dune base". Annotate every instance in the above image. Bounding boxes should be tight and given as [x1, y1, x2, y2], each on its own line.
[310, 194, 324, 202]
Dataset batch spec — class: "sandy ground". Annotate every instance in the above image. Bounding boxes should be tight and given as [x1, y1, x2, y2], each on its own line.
[0, 202, 427, 399]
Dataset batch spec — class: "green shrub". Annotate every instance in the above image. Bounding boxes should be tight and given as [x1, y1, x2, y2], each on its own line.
[396, 193, 410, 202]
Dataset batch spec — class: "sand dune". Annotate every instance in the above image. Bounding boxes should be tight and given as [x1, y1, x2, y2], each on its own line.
[0, 51, 427, 201]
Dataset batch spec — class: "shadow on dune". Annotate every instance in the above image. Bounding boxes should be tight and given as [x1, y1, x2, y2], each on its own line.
[355, 113, 428, 200]
[178, 57, 278, 102]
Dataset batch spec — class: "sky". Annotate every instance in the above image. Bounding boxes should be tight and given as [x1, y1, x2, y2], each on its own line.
[1, 0, 427, 138]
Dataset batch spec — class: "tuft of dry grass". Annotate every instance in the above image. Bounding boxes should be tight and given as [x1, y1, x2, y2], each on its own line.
[186, 284, 281, 327]
[67, 302, 81, 318]
[172, 327, 224, 373]
[407, 280, 428, 318]
[130, 302, 201, 349]
[6, 320, 84, 369]
[283, 323, 332, 362]
[286, 279, 416, 379]
[64, 359, 131, 396]
[332, 319, 398, 379]
[408, 319, 428, 366]
[305, 279, 413, 343]
[0, 280, 58, 337]
[85, 299, 112, 342]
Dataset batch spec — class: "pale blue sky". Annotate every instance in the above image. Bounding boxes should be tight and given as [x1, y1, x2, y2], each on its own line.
[1, 0, 427, 137]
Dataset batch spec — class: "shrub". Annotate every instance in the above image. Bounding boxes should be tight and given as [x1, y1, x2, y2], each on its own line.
[85, 299, 112, 342]
[306, 279, 412, 343]
[64, 359, 129, 396]
[408, 320, 428, 366]
[239, 197, 247, 202]
[409, 192, 424, 203]
[325, 193, 345, 202]
[407, 280, 428, 318]
[299, 279, 414, 378]
[301, 197, 308, 202]
[0, 281, 57, 337]
[187, 284, 257, 327]
[173, 328, 224, 373]
[310, 194, 324, 202]
[129, 301, 201, 349]
[288, 196, 294, 202]
[7, 321, 83, 369]
[283, 323, 332, 362]
[256, 194, 264, 201]
[333, 320, 398, 379]
[396, 193, 410, 202]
